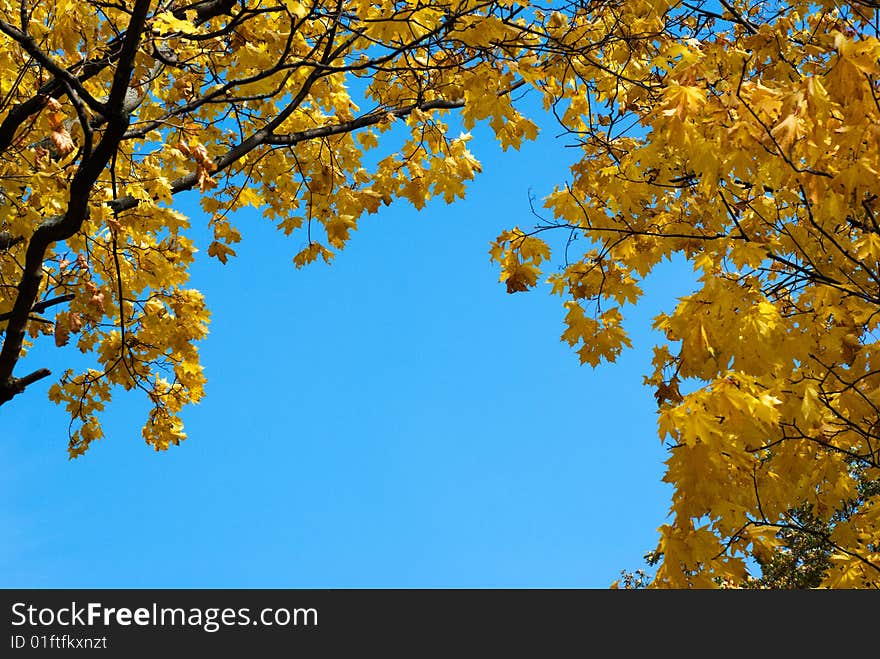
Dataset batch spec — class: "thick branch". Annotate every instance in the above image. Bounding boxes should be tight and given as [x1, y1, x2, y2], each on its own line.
[0, 368, 51, 405]
[0, 231, 23, 251]
[181, 0, 237, 22]
[0, 294, 76, 324]
[717, 0, 759, 34]
[265, 98, 465, 146]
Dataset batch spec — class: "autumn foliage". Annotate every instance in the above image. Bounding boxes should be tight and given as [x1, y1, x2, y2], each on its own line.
[1, 0, 879, 587]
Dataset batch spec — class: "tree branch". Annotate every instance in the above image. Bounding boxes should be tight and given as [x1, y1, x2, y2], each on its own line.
[0, 294, 76, 324]
[0, 231, 23, 251]
[265, 98, 465, 146]
[0, 367, 51, 404]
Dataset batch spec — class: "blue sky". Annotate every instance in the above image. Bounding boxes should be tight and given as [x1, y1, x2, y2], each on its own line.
[1, 102, 695, 588]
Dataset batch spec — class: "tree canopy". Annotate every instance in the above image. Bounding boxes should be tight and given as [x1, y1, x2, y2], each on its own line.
[1, 0, 879, 587]
[0, 0, 545, 444]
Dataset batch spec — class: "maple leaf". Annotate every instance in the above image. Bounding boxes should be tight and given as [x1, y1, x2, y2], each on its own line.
[54, 315, 70, 347]
[770, 113, 802, 151]
[207, 241, 236, 264]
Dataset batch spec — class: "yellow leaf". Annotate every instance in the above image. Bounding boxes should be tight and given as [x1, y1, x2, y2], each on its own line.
[207, 241, 236, 264]
[153, 12, 199, 35]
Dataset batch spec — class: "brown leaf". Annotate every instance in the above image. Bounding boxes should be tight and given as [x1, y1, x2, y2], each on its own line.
[33, 145, 49, 169]
[89, 292, 105, 314]
[68, 312, 83, 334]
[54, 315, 70, 347]
[51, 129, 76, 157]
[191, 143, 215, 172]
[655, 378, 684, 406]
[197, 165, 217, 192]
[505, 275, 530, 294]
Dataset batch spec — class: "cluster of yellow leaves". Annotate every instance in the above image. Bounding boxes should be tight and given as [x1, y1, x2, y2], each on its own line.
[489, 228, 551, 293]
[487, 0, 880, 586]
